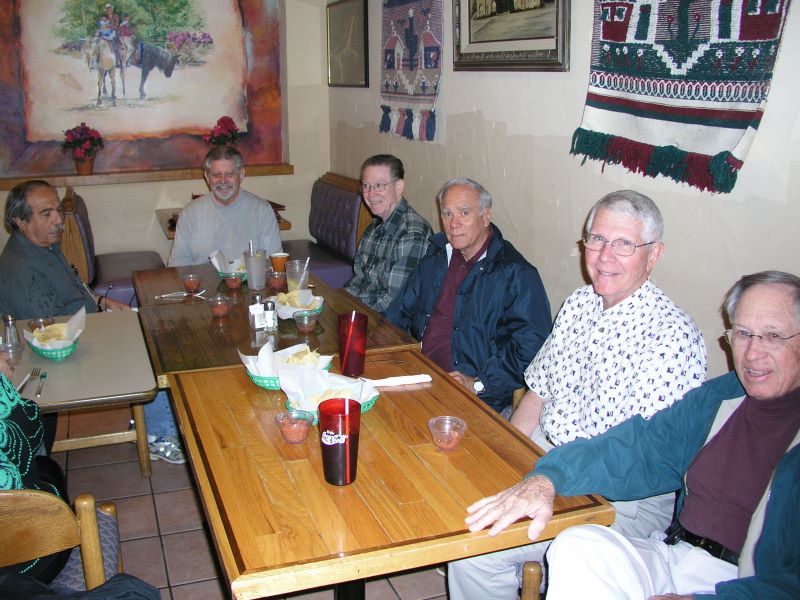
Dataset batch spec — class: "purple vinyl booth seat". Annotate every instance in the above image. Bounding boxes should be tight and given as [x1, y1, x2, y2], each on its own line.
[61, 187, 165, 307]
[282, 172, 371, 289]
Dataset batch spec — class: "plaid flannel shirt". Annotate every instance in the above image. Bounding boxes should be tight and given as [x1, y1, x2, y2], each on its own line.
[345, 198, 432, 312]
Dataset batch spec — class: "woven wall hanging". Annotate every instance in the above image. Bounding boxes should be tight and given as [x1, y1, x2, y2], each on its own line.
[379, 0, 443, 142]
[571, 0, 793, 193]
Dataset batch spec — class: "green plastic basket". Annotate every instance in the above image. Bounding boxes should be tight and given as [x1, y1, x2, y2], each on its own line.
[218, 271, 247, 282]
[28, 339, 78, 361]
[284, 393, 378, 424]
[247, 370, 280, 390]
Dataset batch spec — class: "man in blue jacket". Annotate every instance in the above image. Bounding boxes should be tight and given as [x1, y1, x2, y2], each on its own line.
[385, 178, 551, 413]
[465, 270, 800, 599]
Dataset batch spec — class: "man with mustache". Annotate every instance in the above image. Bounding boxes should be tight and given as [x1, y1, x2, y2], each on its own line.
[0, 180, 129, 317]
[169, 145, 282, 266]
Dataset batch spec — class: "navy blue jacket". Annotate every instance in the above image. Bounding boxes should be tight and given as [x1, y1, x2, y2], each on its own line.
[384, 225, 552, 412]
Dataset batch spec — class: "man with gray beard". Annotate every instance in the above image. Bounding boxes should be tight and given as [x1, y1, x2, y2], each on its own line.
[168, 145, 282, 266]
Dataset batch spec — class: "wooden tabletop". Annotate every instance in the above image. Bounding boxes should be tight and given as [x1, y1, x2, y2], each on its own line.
[168, 349, 614, 600]
[134, 264, 418, 387]
[10, 311, 157, 412]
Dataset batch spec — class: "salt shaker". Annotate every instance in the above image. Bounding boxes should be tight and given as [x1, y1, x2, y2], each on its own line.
[3, 315, 21, 352]
[264, 300, 277, 333]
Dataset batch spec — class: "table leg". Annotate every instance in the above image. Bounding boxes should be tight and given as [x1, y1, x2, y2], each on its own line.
[132, 403, 152, 477]
[334, 579, 365, 600]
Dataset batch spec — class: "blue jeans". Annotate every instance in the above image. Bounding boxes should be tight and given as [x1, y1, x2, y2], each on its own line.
[142, 390, 178, 437]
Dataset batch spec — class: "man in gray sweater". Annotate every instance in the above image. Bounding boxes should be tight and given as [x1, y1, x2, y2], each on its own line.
[169, 145, 282, 267]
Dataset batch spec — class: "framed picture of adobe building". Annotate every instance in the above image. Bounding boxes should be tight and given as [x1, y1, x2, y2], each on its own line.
[453, 0, 570, 71]
[0, 0, 290, 189]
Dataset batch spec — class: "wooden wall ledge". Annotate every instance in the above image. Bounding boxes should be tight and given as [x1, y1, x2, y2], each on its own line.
[0, 164, 294, 191]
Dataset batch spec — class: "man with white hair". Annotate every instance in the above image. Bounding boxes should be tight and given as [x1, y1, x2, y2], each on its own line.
[467, 270, 800, 599]
[448, 190, 707, 599]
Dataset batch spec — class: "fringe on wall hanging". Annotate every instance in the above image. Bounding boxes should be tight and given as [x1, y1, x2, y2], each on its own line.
[379, 0, 443, 142]
[571, 0, 792, 193]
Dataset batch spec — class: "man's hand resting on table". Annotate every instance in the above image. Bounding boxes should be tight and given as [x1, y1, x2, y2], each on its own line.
[100, 297, 132, 311]
[465, 475, 556, 542]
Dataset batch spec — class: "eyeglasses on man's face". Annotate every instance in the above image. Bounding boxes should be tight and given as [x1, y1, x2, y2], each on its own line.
[359, 179, 397, 193]
[581, 233, 657, 257]
[723, 328, 800, 350]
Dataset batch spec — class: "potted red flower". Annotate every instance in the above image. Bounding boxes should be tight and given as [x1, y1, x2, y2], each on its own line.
[203, 116, 240, 146]
[62, 122, 104, 175]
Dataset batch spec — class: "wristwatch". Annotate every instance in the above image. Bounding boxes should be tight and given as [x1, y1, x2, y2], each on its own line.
[472, 377, 485, 394]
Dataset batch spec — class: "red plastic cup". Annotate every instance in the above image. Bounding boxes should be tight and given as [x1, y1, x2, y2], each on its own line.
[318, 398, 361, 485]
[337, 312, 367, 377]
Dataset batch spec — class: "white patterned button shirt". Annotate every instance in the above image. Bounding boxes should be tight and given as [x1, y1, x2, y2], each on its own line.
[525, 280, 707, 446]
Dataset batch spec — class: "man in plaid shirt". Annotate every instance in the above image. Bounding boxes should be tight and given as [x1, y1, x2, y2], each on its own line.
[345, 155, 433, 312]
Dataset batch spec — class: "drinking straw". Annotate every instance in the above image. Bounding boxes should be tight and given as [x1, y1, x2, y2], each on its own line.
[344, 397, 351, 482]
[249, 240, 254, 254]
[299, 256, 311, 288]
[341, 311, 356, 375]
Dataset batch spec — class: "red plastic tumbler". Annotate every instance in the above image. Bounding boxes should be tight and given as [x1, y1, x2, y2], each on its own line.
[337, 311, 368, 377]
[318, 398, 361, 485]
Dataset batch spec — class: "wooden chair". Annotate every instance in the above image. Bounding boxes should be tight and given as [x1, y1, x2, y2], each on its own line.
[520, 560, 543, 600]
[0, 489, 121, 591]
[60, 186, 164, 307]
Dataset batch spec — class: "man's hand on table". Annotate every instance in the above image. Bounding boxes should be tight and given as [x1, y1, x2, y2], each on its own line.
[465, 475, 556, 541]
[449, 370, 475, 391]
[101, 297, 132, 312]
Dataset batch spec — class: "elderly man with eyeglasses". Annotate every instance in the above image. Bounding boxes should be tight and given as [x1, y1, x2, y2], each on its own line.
[465, 271, 800, 599]
[344, 154, 433, 311]
[448, 189, 707, 599]
[385, 178, 552, 414]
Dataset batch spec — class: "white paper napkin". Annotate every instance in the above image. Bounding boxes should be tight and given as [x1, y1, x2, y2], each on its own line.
[237, 343, 276, 377]
[273, 343, 333, 370]
[363, 374, 432, 387]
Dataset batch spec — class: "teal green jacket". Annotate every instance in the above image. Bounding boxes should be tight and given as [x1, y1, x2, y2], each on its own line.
[533, 372, 800, 599]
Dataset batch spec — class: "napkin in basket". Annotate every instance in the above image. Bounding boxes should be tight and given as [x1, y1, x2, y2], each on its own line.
[23, 307, 85, 349]
[272, 289, 324, 320]
[238, 342, 276, 377]
[209, 250, 244, 275]
[278, 365, 376, 413]
[273, 343, 333, 370]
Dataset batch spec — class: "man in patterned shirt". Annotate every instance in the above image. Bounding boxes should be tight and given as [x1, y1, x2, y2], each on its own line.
[448, 189, 708, 599]
[345, 155, 433, 312]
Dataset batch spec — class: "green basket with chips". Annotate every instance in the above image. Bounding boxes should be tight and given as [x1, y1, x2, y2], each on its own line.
[247, 370, 280, 390]
[284, 393, 378, 424]
[28, 339, 78, 361]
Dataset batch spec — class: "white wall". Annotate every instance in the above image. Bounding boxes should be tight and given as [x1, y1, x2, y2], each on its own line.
[328, 2, 800, 377]
[1, 0, 331, 261]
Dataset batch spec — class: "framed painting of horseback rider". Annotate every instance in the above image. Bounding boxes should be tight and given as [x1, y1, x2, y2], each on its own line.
[0, 0, 289, 188]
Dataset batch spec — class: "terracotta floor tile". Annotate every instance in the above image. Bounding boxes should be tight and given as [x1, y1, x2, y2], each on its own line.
[121, 536, 168, 589]
[365, 578, 400, 600]
[67, 405, 132, 437]
[150, 459, 194, 493]
[68, 441, 140, 469]
[170, 578, 230, 600]
[162, 529, 221, 586]
[159, 588, 172, 600]
[155, 488, 205, 534]
[116, 494, 159, 540]
[388, 566, 446, 600]
[67, 461, 152, 502]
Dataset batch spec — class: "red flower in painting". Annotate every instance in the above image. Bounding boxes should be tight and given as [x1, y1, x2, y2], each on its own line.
[62, 122, 104, 160]
[203, 115, 240, 146]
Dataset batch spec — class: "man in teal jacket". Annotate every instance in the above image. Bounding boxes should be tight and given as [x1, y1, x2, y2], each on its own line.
[465, 270, 800, 599]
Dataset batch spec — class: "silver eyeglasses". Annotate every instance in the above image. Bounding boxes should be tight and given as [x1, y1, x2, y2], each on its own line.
[581, 234, 657, 257]
[360, 179, 397, 193]
[723, 328, 800, 350]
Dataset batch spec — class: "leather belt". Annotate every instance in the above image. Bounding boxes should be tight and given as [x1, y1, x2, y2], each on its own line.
[665, 523, 739, 566]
